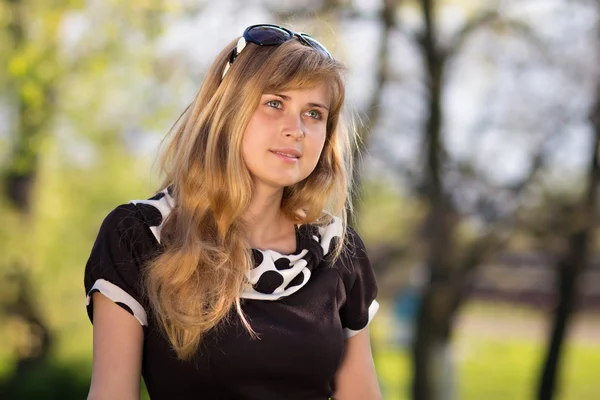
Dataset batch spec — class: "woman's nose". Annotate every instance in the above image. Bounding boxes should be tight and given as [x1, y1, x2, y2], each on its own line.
[282, 115, 305, 141]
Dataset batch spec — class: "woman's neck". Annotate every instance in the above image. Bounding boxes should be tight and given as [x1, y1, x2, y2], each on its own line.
[243, 186, 295, 252]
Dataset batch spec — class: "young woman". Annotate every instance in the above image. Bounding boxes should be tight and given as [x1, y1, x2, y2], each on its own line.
[84, 24, 381, 400]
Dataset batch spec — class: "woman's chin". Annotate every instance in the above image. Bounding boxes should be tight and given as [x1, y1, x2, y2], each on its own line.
[253, 175, 305, 190]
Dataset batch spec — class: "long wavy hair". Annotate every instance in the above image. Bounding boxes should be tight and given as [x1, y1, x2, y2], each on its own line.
[143, 36, 353, 360]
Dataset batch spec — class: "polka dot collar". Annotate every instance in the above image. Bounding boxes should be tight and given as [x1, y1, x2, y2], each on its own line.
[130, 188, 344, 301]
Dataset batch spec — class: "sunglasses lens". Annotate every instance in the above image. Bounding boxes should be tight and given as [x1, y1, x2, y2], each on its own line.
[246, 26, 291, 45]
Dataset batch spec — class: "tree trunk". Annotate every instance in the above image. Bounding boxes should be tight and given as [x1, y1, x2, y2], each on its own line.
[411, 1, 457, 398]
[537, 66, 600, 400]
[412, 203, 457, 400]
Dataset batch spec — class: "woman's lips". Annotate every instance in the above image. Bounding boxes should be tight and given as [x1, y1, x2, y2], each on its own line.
[270, 150, 299, 163]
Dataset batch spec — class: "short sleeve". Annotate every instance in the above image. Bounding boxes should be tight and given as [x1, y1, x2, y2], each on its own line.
[84, 204, 158, 327]
[338, 227, 380, 339]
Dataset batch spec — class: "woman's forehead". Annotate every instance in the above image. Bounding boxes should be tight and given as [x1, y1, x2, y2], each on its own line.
[266, 80, 335, 103]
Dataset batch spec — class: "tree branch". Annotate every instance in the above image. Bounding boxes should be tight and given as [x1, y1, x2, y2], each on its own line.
[446, 10, 548, 62]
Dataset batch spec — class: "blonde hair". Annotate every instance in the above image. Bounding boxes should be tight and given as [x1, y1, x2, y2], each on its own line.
[144, 37, 353, 360]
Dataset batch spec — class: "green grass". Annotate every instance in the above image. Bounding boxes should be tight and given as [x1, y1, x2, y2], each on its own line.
[374, 336, 600, 400]
[372, 301, 600, 400]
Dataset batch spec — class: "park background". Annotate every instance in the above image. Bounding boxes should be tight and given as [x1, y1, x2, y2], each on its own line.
[1, 0, 599, 399]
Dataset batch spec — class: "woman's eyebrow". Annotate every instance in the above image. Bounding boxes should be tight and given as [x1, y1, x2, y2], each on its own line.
[268, 93, 329, 111]
[270, 93, 291, 100]
[308, 102, 329, 111]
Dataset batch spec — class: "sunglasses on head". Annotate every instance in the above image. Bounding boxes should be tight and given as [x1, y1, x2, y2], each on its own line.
[221, 24, 333, 78]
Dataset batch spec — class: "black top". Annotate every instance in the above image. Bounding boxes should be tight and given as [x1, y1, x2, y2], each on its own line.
[84, 189, 379, 400]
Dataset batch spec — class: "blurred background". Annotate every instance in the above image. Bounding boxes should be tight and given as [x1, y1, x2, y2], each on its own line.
[1, 0, 599, 399]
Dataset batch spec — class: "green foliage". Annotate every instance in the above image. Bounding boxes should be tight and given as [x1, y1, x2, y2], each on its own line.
[0, 2, 172, 396]
[358, 178, 425, 246]
[0, 358, 90, 400]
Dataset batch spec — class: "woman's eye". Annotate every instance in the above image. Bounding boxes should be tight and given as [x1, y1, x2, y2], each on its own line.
[266, 100, 282, 109]
[306, 110, 323, 120]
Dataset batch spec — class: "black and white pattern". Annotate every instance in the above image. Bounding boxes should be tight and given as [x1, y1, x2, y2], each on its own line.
[86, 279, 148, 326]
[344, 300, 379, 338]
[245, 218, 344, 300]
[130, 189, 175, 245]
[128, 188, 346, 301]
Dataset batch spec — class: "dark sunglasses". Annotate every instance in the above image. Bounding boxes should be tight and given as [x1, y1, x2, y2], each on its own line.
[222, 24, 333, 78]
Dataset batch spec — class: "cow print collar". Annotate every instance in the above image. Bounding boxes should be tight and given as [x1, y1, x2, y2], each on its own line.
[130, 188, 343, 301]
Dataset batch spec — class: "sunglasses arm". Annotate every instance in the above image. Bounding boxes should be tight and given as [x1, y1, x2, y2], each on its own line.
[222, 36, 248, 79]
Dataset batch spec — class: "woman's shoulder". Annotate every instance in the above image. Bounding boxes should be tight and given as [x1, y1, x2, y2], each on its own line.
[99, 188, 175, 245]
[85, 199, 164, 328]
[98, 203, 144, 234]
[331, 222, 372, 281]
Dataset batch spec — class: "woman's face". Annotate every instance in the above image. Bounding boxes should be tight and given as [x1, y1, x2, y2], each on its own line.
[242, 84, 330, 191]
